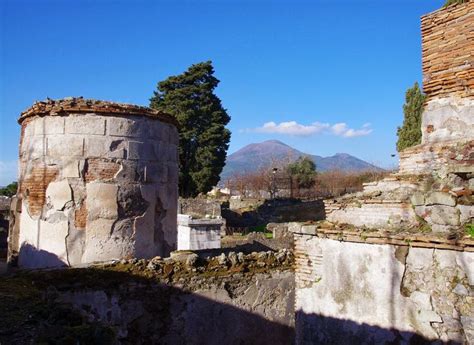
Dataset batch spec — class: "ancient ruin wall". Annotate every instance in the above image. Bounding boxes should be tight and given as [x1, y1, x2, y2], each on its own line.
[420, 1, 474, 145]
[10, 98, 179, 268]
[293, 228, 474, 344]
[421, 2, 474, 101]
[56, 269, 295, 345]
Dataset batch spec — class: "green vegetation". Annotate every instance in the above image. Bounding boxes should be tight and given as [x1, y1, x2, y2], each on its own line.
[286, 156, 317, 188]
[0, 181, 17, 197]
[444, 0, 467, 6]
[249, 224, 267, 233]
[466, 223, 474, 237]
[150, 61, 231, 197]
[396, 82, 426, 152]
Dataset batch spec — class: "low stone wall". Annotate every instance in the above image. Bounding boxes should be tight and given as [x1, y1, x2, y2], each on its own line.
[292, 225, 474, 344]
[178, 198, 222, 218]
[45, 251, 295, 345]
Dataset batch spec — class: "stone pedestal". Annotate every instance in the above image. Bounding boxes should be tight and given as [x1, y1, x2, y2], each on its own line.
[177, 214, 222, 250]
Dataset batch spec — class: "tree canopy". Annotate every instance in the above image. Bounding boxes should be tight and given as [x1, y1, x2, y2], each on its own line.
[396, 82, 426, 152]
[444, 0, 467, 7]
[286, 156, 317, 188]
[0, 182, 17, 197]
[150, 61, 231, 197]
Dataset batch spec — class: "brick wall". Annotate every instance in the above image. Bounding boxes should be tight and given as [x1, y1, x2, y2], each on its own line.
[421, 1, 474, 101]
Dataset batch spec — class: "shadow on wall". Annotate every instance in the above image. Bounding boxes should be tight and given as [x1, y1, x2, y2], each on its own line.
[295, 312, 461, 345]
[28, 268, 296, 345]
[17, 243, 67, 269]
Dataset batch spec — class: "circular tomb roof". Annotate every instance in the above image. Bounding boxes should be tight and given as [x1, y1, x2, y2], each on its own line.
[18, 97, 178, 126]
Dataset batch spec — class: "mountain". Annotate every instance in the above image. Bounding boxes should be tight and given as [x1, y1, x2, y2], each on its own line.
[220, 140, 382, 181]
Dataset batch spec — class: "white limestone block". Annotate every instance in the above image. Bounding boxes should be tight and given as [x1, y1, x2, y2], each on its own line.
[65, 115, 105, 135]
[63, 160, 80, 178]
[47, 136, 84, 157]
[46, 180, 72, 210]
[34, 117, 65, 135]
[86, 182, 118, 220]
[39, 219, 69, 263]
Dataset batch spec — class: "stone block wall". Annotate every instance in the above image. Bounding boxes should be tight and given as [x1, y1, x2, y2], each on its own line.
[9, 98, 179, 268]
[177, 214, 223, 250]
[293, 226, 474, 344]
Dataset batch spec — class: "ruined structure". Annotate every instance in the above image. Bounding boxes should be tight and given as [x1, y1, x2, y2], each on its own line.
[294, 2, 474, 344]
[8, 97, 179, 268]
[324, 2, 473, 234]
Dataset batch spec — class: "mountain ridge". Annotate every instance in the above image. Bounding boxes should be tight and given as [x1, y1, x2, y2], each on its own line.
[220, 140, 382, 181]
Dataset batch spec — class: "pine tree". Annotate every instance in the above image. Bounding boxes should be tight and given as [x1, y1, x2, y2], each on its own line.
[150, 61, 231, 197]
[396, 82, 426, 152]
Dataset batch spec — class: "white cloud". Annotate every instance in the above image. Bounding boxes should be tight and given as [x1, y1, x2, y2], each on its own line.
[330, 122, 373, 138]
[246, 120, 372, 138]
[0, 161, 18, 186]
[253, 121, 330, 136]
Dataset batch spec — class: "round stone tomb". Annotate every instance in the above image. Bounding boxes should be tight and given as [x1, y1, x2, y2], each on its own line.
[8, 97, 179, 268]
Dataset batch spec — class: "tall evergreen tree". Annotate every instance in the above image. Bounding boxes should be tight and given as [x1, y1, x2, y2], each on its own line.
[396, 82, 426, 152]
[150, 61, 231, 197]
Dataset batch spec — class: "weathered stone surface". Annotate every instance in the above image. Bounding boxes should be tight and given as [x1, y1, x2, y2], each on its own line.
[425, 191, 456, 207]
[46, 180, 72, 211]
[410, 192, 425, 206]
[65, 115, 105, 135]
[87, 183, 118, 220]
[294, 234, 474, 344]
[47, 136, 84, 157]
[53, 266, 294, 345]
[426, 205, 460, 226]
[62, 160, 80, 178]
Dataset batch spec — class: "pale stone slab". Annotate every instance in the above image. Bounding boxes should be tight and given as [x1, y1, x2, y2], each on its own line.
[45, 117, 66, 135]
[24, 137, 45, 160]
[426, 205, 460, 226]
[65, 115, 105, 135]
[426, 192, 456, 207]
[46, 180, 72, 210]
[86, 182, 118, 220]
[63, 160, 80, 178]
[47, 136, 84, 157]
[39, 219, 69, 264]
[108, 117, 149, 138]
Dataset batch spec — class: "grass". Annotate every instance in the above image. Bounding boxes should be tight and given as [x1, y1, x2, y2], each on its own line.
[466, 223, 474, 238]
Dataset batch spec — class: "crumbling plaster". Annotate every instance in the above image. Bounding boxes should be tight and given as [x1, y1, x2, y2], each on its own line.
[294, 233, 474, 344]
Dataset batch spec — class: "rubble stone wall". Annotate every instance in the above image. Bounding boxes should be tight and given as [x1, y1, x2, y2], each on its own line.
[10, 98, 179, 268]
[178, 198, 222, 219]
[293, 230, 474, 344]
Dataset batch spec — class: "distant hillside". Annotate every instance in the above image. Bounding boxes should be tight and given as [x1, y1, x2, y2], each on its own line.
[220, 140, 382, 181]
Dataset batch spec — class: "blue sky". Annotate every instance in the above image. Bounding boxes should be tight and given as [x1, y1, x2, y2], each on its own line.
[0, 0, 444, 185]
